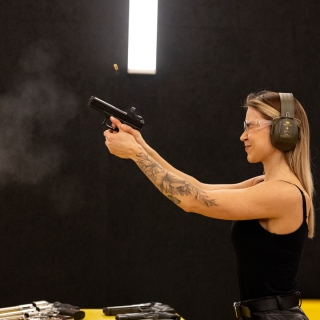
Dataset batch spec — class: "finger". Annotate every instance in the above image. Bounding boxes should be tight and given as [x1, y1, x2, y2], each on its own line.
[110, 116, 122, 130]
[120, 123, 140, 139]
[120, 123, 133, 132]
[103, 129, 116, 140]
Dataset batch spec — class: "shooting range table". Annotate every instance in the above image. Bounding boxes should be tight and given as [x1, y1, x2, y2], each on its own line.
[301, 300, 320, 320]
[82, 309, 185, 320]
[83, 302, 320, 320]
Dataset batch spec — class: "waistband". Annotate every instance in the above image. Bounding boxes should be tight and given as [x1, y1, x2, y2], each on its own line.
[233, 291, 301, 318]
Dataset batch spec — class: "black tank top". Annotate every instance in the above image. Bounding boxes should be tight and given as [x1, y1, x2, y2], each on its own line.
[231, 182, 308, 300]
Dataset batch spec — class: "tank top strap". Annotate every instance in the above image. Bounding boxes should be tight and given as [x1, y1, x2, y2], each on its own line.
[280, 180, 307, 221]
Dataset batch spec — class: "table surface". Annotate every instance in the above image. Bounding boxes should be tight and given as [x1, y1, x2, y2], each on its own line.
[301, 300, 320, 320]
[83, 300, 320, 320]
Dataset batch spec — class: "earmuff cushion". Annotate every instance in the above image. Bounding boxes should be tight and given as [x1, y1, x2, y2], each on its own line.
[271, 118, 299, 151]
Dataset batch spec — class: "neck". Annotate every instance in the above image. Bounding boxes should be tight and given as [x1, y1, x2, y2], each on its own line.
[262, 151, 293, 181]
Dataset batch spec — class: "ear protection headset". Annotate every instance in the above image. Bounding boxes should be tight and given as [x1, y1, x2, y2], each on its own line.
[270, 92, 300, 151]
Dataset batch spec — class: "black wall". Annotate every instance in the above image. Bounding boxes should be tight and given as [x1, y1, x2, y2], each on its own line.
[0, 1, 319, 319]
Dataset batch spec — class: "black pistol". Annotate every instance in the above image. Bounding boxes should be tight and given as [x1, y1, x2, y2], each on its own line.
[103, 303, 179, 320]
[88, 96, 145, 131]
[52, 302, 85, 320]
[115, 312, 179, 319]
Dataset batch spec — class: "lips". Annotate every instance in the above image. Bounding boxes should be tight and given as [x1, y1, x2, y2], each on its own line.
[245, 145, 251, 151]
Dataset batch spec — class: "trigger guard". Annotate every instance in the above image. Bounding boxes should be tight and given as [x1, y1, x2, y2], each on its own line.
[102, 119, 119, 131]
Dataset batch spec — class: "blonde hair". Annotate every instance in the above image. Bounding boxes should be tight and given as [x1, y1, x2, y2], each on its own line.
[245, 91, 315, 238]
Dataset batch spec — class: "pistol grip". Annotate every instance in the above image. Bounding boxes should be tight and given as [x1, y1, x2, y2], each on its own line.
[58, 308, 85, 320]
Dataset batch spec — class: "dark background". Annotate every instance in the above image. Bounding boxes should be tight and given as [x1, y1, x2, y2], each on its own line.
[0, 1, 319, 319]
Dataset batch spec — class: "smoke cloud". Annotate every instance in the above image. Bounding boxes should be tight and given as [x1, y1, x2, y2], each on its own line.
[0, 40, 79, 184]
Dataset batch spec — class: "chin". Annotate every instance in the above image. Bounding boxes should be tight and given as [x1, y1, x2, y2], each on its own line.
[246, 155, 260, 163]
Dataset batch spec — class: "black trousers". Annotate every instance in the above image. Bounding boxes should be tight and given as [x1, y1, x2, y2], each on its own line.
[240, 306, 309, 320]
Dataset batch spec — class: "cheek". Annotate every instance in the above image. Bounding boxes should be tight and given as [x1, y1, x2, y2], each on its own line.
[264, 130, 275, 148]
[250, 131, 274, 155]
[260, 136, 273, 149]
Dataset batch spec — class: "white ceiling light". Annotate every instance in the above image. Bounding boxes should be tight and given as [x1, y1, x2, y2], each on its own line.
[127, 0, 158, 74]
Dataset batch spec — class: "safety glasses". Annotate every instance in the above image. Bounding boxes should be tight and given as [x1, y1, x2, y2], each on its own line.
[243, 120, 273, 132]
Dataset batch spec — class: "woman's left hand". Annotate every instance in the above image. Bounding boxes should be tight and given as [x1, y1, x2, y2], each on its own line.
[104, 117, 141, 160]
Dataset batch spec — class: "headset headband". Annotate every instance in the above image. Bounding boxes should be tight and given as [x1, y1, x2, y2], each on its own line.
[279, 92, 294, 118]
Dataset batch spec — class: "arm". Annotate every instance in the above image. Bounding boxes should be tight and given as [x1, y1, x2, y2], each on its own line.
[104, 119, 296, 221]
[111, 117, 264, 191]
[105, 126, 298, 221]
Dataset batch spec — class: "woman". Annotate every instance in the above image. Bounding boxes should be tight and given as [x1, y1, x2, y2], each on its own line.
[104, 91, 314, 320]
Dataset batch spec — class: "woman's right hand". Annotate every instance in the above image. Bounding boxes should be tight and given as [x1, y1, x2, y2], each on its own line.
[110, 117, 147, 148]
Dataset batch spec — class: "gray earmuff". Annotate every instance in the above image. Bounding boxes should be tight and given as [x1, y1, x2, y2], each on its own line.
[270, 93, 300, 151]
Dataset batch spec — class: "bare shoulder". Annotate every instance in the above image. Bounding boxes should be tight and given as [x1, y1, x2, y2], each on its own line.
[254, 180, 310, 233]
[256, 180, 310, 203]
[252, 180, 311, 218]
[252, 180, 306, 202]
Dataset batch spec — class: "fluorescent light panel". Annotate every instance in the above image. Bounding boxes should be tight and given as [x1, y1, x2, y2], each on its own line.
[128, 0, 158, 74]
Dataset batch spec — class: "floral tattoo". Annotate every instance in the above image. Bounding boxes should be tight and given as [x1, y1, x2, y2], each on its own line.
[136, 152, 217, 207]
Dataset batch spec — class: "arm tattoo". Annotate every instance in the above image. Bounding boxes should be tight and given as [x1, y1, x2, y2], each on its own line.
[136, 152, 217, 207]
[167, 195, 181, 205]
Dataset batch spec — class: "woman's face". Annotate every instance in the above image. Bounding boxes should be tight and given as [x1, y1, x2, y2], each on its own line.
[240, 107, 277, 163]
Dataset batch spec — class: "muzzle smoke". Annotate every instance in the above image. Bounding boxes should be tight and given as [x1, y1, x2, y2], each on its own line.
[0, 40, 79, 184]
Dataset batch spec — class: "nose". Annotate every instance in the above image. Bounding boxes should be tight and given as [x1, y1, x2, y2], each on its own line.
[240, 130, 248, 142]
